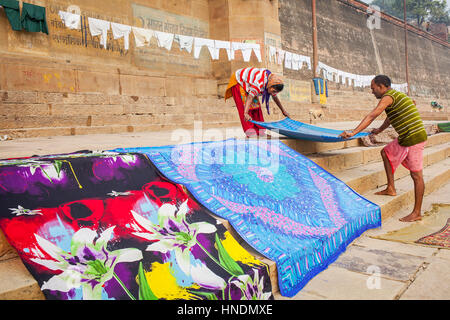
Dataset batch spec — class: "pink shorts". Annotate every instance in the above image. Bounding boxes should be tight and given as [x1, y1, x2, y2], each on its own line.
[383, 138, 426, 174]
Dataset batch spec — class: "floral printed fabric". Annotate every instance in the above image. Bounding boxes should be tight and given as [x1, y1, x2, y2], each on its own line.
[0, 151, 273, 300]
[113, 139, 382, 297]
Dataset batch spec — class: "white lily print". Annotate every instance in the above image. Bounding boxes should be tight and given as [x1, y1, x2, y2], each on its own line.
[231, 268, 272, 300]
[31, 226, 142, 300]
[9, 205, 42, 216]
[131, 200, 226, 290]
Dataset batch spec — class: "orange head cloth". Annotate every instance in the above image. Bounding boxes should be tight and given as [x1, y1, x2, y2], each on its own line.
[267, 73, 284, 89]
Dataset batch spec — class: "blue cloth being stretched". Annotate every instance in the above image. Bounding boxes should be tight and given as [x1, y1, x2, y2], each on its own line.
[251, 118, 369, 142]
[111, 139, 381, 297]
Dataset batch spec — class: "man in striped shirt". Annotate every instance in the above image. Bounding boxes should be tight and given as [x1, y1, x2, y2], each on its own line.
[339, 75, 427, 222]
[225, 67, 290, 137]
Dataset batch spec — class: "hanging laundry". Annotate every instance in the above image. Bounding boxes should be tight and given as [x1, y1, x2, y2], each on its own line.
[249, 43, 262, 62]
[276, 48, 285, 65]
[291, 53, 300, 70]
[154, 30, 174, 51]
[214, 40, 232, 60]
[231, 42, 261, 62]
[132, 26, 153, 47]
[88, 17, 110, 49]
[193, 37, 218, 60]
[58, 10, 81, 30]
[268, 45, 277, 64]
[110, 22, 132, 50]
[0, 0, 21, 31]
[300, 55, 312, 70]
[230, 41, 243, 60]
[313, 78, 328, 104]
[240, 43, 253, 62]
[174, 34, 194, 53]
[20, 2, 48, 34]
[284, 51, 292, 69]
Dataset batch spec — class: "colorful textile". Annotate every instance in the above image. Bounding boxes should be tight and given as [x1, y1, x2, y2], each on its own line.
[250, 117, 369, 142]
[383, 138, 426, 174]
[20, 2, 48, 34]
[113, 139, 381, 297]
[313, 78, 328, 104]
[0, 0, 22, 31]
[0, 151, 273, 300]
[382, 89, 427, 147]
[416, 218, 450, 248]
[437, 122, 450, 132]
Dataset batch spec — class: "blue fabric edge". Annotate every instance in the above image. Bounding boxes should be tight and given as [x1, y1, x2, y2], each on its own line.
[250, 118, 369, 142]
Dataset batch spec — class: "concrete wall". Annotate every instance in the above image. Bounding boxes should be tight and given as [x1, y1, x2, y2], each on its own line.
[0, 0, 448, 139]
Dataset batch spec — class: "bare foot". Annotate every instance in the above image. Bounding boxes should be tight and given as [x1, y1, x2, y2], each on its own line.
[399, 212, 422, 222]
[375, 188, 396, 196]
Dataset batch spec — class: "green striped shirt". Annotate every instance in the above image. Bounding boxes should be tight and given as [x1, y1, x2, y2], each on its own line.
[383, 89, 427, 147]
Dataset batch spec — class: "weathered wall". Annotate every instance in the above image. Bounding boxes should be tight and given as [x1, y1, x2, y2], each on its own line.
[279, 0, 450, 106]
[0, 0, 448, 139]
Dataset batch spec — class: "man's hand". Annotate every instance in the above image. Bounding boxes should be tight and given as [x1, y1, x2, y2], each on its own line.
[339, 130, 354, 139]
[282, 110, 290, 118]
[244, 113, 252, 121]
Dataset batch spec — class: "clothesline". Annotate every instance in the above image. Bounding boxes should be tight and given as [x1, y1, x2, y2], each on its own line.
[58, 11, 262, 62]
[58, 10, 409, 92]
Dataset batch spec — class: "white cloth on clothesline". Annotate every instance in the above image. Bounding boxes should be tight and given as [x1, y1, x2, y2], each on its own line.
[174, 34, 194, 53]
[284, 51, 292, 69]
[132, 27, 154, 47]
[58, 11, 81, 30]
[154, 31, 174, 51]
[88, 17, 110, 49]
[268, 46, 277, 63]
[193, 37, 218, 59]
[276, 48, 285, 65]
[214, 40, 232, 60]
[111, 22, 132, 50]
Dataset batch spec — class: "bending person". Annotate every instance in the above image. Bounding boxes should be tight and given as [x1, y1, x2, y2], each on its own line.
[225, 67, 290, 137]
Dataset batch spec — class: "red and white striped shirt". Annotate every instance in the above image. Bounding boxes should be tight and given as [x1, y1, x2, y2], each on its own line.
[235, 67, 269, 97]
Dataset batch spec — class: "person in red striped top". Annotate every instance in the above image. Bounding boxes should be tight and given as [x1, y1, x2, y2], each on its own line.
[225, 67, 290, 137]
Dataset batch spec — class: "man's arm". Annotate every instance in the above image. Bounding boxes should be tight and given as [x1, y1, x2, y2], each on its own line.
[339, 95, 393, 139]
[272, 95, 290, 118]
[371, 117, 390, 134]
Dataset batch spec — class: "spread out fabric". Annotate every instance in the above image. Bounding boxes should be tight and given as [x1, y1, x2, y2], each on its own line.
[250, 118, 369, 142]
[0, 0, 22, 31]
[112, 139, 381, 297]
[0, 151, 273, 300]
[20, 2, 49, 34]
